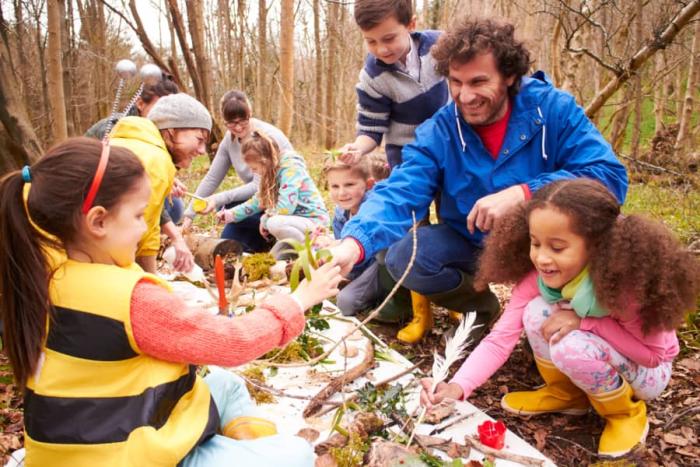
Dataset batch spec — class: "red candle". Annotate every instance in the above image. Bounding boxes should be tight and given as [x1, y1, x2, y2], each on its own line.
[477, 420, 506, 450]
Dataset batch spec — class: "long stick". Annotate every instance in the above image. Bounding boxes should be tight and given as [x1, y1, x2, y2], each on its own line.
[464, 435, 545, 466]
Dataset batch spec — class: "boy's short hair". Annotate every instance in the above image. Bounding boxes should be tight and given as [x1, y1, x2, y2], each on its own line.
[323, 152, 390, 182]
[354, 0, 413, 30]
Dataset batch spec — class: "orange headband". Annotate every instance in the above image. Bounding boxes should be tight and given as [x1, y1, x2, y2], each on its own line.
[81, 141, 111, 214]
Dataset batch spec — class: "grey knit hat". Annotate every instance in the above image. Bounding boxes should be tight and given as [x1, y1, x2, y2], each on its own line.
[147, 93, 212, 131]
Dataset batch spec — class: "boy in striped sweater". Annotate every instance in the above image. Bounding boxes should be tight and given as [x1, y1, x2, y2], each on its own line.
[339, 0, 449, 168]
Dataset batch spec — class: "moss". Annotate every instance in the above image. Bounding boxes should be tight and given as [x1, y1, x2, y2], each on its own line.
[242, 253, 276, 281]
[329, 433, 370, 467]
[240, 366, 276, 404]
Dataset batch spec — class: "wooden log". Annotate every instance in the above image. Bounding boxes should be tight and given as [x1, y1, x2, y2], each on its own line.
[184, 234, 242, 270]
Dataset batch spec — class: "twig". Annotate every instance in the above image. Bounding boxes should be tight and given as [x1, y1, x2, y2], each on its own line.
[548, 435, 597, 458]
[618, 152, 684, 176]
[257, 211, 418, 368]
[464, 435, 545, 466]
[663, 405, 700, 430]
[235, 373, 314, 401]
[428, 410, 478, 435]
[303, 340, 375, 418]
[314, 361, 424, 417]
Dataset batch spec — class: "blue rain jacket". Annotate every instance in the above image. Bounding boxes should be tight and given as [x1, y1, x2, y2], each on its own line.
[342, 71, 628, 263]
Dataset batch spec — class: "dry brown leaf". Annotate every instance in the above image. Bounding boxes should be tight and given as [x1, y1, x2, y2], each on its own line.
[424, 399, 457, 424]
[663, 432, 689, 446]
[680, 426, 697, 444]
[534, 428, 548, 451]
[296, 427, 320, 443]
[676, 357, 700, 372]
[446, 441, 471, 459]
[314, 453, 338, 467]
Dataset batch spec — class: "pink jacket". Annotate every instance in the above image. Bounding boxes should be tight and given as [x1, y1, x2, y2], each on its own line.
[450, 271, 679, 398]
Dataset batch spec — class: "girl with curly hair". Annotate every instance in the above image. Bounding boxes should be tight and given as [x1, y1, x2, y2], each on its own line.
[216, 131, 330, 258]
[420, 178, 699, 458]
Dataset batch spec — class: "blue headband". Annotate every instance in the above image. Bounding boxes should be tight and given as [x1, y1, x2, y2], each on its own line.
[21, 165, 31, 183]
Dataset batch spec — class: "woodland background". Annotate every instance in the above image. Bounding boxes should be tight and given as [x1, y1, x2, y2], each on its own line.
[0, 0, 699, 175]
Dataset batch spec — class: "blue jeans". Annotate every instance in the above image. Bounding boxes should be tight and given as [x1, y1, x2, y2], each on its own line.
[221, 199, 272, 253]
[384, 224, 481, 295]
[164, 197, 185, 225]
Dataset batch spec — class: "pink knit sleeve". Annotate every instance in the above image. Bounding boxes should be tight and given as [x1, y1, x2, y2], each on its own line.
[130, 281, 305, 366]
[449, 271, 540, 399]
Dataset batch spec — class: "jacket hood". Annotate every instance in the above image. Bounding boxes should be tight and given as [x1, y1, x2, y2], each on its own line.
[110, 116, 168, 151]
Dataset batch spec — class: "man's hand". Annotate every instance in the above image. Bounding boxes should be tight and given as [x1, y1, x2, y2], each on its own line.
[419, 378, 465, 408]
[327, 238, 362, 276]
[541, 305, 581, 344]
[466, 185, 526, 234]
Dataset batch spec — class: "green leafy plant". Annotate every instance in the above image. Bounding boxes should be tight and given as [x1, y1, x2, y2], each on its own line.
[283, 232, 332, 292]
[356, 382, 408, 419]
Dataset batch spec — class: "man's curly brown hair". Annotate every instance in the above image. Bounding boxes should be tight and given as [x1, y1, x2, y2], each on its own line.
[475, 178, 700, 334]
[431, 17, 531, 97]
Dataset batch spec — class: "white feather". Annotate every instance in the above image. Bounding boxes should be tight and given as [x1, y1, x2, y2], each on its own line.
[429, 311, 480, 394]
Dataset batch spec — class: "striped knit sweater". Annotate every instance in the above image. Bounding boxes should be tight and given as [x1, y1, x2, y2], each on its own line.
[355, 30, 449, 167]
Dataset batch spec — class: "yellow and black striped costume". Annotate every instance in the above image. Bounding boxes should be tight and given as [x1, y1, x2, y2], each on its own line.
[24, 260, 219, 467]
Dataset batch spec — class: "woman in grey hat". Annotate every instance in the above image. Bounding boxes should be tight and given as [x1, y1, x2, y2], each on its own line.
[110, 93, 212, 273]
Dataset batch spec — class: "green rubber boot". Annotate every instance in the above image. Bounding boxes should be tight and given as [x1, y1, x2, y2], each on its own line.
[427, 271, 500, 341]
[374, 262, 412, 324]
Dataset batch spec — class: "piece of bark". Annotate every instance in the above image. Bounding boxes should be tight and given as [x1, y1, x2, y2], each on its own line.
[184, 234, 242, 270]
[464, 435, 545, 466]
[350, 411, 385, 438]
[315, 453, 338, 467]
[296, 427, 320, 443]
[424, 399, 456, 424]
[315, 432, 348, 456]
[303, 340, 375, 418]
[446, 441, 471, 459]
[365, 439, 423, 467]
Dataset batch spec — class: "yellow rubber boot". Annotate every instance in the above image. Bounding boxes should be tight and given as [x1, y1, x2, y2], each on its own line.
[588, 380, 648, 457]
[448, 310, 463, 323]
[222, 416, 278, 440]
[397, 291, 433, 344]
[501, 356, 590, 416]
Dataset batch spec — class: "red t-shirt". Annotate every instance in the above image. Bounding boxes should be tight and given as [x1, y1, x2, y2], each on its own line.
[473, 101, 512, 159]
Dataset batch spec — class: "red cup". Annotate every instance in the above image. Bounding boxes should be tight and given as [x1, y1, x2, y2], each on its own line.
[478, 420, 506, 450]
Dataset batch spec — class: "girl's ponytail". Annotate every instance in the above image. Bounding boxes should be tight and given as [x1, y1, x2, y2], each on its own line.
[0, 169, 53, 390]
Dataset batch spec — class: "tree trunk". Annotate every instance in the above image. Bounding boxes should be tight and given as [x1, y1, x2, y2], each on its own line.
[256, 0, 268, 120]
[674, 19, 700, 159]
[126, 0, 183, 90]
[324, 1, 338, 149]
[609, 84, 635, 154]
[186, 0, 214, 111]
[653, 52, 668, 134]
[278, 0, 295, 135]
[585, 0, 700, 118]
[167, 0, 204, 99]
[0, 37, 43, 166]
[550, 18, 562, 87]
[629, 0, 643, 159]
[237, 0, 246, 89]
[47, 0, 68, 141]
[313, 0, 323, 146]
[58, 0, 75, 135]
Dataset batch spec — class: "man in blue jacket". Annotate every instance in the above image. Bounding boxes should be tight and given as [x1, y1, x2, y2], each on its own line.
[330, 17, 628, 344]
